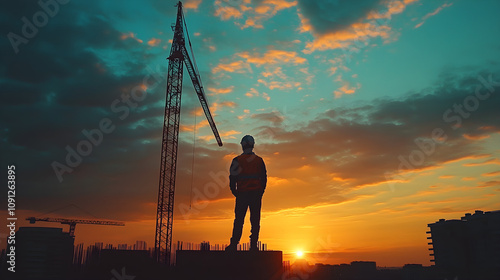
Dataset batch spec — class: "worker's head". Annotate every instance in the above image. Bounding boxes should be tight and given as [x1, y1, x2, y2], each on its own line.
[240, 135, 255, 151]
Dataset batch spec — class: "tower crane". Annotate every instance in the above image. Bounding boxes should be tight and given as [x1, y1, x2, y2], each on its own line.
[26, 217, 125, 238]
[155, 1, 223, 265]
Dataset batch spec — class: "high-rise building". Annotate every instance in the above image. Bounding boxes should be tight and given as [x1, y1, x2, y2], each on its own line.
[427, 210, 500, 280]
[16, 227, 74, 279]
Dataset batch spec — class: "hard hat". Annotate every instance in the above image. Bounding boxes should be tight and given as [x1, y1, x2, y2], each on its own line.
[240, 135, 255, 148]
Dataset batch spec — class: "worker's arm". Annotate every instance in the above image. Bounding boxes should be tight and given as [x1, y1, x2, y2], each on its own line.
[260, 159, 267, 194]
[229, 158, 239, 196]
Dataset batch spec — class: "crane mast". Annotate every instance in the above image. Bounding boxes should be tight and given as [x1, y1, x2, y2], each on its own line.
[155, 1, 222, 265]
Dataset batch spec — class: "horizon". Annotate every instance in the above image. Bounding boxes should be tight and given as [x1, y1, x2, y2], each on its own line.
[1, 0, 500, 268]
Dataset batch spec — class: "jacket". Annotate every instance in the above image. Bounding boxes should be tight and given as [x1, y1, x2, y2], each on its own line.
[229, 152, 267, 193]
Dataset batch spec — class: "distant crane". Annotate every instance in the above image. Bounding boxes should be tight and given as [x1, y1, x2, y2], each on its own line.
[155, 1, 223, 265]
[26, 217, 125, 238]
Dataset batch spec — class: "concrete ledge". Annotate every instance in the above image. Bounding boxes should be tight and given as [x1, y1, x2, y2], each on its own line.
[176, 250, 283, 280]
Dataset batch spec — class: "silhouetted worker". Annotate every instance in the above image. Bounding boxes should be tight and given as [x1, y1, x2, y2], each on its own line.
[225, 135, 267, 252]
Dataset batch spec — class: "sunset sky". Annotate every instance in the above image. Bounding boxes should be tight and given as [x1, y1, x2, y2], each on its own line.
[1, 0, 500, 267]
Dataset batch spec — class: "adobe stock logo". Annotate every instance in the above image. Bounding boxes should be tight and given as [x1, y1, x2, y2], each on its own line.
[7, 0, 70, 54]
[385, 74, 499, 191]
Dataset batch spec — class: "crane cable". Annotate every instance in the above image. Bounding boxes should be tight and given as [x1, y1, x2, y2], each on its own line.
[189, 112, 197, 210]
[36, 203, 98, 219]
[182, 10, 203, 88]
[182, 9, 200, 210]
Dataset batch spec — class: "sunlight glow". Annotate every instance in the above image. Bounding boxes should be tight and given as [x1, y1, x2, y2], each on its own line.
[296, 250, 304, 258]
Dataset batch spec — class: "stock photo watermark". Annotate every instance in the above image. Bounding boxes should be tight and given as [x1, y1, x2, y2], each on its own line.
[6, 165, 17, 273]
[51, 65, 166, 182]
[7, 0, 70, 54]
[385, 74, 500, 191]
[178, 169, 229, 222]
[110, 267, 135, 280]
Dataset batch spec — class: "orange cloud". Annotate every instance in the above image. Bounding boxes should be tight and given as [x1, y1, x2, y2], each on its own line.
[211, 60, 251, 74]
[304, 22, 391, 53]
[262, 0, 297, 12]
[461, 177, 476, 181]
[240, 0, 297, 29]
[297, 13, 313, 33]
[245, 88, 259, 97]
[367, 0, 418, 20]
[147, 38, 161, 47]
[301, 0, 419, 54]
[334, 80, 361, 98]
[198, 129, 241, 141]
[258, 79, 301, 90]
[477, 180, 500, 188]
[184, 0, 202, 10]
[463, 158, 500, 167]
[238, 49, 307, 66]
[463, 133, 490, 140]
[214, 0, 243, 20]
[242, 18, 263, 29]
[120, 32, 143, 43]
[245, 88, 271, 101]
[207, 86, 234, 96]
[414, 3, 453, 29]
[180, 119, 209, 132]
[220, 130, 241, 138]
[211, 101, 237, 113]
[482, 170, 500, 177]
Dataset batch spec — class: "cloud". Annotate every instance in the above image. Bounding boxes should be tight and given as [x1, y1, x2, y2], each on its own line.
[299, 0, 419, 53]
[368, 0, 419, 20]
[251, 111, 284, 125]
[477, 180, 500, 188]
[482, 170, 500, 177]
[0, 1, 172, 221]
[121, 32, 144, 44]
[257, 79, 301, 90]
[241, 0, 298, 29]
[237, 49, 307, 66]
[184, 0, 203, 10]
[245, 87, 271, 101]
[304, 22, 391, 53]
[297, 0, 381, 35]
[207, 86, 235, 95]
[147, 38, 161, 46]
[248, 69, 500, 206]
[1, 1, 499, 250]
[213, 0, 297, 29]
[414, 3, 453, 29]
[214, 0, 244, 20]
[211, 60, 252, 74]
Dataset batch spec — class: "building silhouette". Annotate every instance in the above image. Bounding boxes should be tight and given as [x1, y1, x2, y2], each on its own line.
[15, 227, 74, 279]
[427, 210, 500, 280]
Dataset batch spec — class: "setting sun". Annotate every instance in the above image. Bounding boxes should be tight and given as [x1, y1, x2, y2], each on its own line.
[296, 250, 304, 258]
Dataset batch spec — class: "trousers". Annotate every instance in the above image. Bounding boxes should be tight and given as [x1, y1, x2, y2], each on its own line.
[230, 191, 263, 244]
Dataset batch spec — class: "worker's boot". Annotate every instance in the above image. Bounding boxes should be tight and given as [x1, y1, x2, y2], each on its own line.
[249, 239, 259, 252]
[225, 239, 238, 252]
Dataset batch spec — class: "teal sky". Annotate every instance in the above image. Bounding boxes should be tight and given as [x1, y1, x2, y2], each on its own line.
[2, 0, 500, 266]
[93, 0, 500, 144]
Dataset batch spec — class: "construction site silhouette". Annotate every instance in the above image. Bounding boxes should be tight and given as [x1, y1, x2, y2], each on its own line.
[2, 1, 499, 280]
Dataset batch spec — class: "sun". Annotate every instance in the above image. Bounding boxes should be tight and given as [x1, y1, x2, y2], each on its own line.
[296, 250, 304, 258]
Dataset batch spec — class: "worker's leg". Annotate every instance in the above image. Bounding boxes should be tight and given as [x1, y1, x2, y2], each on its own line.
[249, 191, 262, 250]
[230, 193, 249, 245]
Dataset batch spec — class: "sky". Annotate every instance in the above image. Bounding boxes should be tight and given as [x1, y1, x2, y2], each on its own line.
[1, 0, 500, 267]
